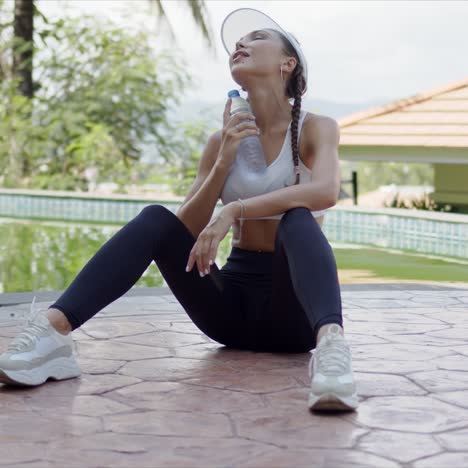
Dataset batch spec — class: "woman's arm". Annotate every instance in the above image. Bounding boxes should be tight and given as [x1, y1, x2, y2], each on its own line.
[176, 130, 231, 238]
[225, 116, 341, 221]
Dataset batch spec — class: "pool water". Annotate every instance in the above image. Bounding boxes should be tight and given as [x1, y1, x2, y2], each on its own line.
[0, 218, 466, 294]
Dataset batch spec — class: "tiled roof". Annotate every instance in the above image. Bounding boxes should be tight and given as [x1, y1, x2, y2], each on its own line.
[338, 77, 468, 148]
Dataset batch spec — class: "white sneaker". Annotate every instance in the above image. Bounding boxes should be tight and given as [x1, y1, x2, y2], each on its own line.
[308, 323, 359, 411]
[0, 296, 81, 386]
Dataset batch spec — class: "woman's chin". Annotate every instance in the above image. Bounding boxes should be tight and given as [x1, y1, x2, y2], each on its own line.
[231, 68, 255, 86]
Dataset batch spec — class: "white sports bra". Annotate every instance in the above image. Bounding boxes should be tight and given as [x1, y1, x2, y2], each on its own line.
[220, 109, 329, 220]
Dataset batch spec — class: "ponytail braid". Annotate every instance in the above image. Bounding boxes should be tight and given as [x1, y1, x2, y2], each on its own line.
[273, 29, 308, 186]
[289, 74, 305, 185]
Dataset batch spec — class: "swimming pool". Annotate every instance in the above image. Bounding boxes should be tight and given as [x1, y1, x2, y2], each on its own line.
[0, 189, 466, 260]
[0, 217, 466, 294]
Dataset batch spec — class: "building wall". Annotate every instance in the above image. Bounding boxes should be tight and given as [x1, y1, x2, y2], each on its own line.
[431, 164, 468, 208]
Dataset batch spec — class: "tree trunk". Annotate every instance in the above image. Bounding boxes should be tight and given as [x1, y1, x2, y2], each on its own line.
[13, 0, 34, 98]
[13, 0, 34, 179]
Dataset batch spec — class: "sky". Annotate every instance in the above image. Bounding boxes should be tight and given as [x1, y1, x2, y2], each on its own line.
[37, 0, 468, 106]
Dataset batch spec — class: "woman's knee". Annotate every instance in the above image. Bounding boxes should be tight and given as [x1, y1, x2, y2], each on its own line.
[137, 204, 178, 228]
[275, 207, 319, 243]
[140, 203, 171, 218]
[131, 204, 178, 243]
[282, 206, 310, 220]
[279, 207, 317, 231]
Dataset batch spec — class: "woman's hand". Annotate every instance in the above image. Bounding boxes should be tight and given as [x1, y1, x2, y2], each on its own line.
[217, 98, 260, 168]
[185, 203, 239, 277]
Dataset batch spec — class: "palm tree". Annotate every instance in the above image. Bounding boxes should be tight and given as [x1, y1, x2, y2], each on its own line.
[13, 0, 34, 97]
[150, 0, 214, 49]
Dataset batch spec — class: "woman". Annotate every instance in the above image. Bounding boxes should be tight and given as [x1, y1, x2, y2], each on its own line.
[0, 8, 358, 411]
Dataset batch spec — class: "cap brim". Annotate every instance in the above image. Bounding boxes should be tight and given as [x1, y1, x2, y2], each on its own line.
[220, 7, 308, 84]
[221, 8, 286, 56]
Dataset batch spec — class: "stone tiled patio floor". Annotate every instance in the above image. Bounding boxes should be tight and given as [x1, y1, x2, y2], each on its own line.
[1, 284, 468, 467]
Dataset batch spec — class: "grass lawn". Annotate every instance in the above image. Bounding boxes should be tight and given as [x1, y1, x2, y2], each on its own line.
[333, 244, 468, 285]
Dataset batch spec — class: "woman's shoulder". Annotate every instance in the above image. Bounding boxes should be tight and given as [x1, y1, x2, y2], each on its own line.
[301, 108, 336, 127]
[298, 109, 339, 155]
[300, 110, 340, 143]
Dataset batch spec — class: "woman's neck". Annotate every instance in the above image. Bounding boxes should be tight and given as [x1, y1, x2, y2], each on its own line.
[246, 89, 293, 134]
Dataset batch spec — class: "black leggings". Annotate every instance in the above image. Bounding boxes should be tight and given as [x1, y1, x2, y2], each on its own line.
[48, 204, 343, 352]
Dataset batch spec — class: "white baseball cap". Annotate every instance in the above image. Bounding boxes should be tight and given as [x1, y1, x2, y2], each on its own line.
[220, 7, 308, 86]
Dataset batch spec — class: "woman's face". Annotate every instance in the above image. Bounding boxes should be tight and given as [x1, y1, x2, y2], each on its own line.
[229, 29, 294, 88]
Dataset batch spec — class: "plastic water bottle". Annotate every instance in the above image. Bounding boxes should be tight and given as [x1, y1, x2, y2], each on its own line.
[228, 90, 266, 175]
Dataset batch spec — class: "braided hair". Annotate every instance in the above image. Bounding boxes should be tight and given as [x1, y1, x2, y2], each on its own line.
[273, 30, 308, 185]
[240, 30, 308, 185]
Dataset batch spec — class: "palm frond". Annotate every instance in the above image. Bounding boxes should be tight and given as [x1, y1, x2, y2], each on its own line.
[148, 0, 215, 52]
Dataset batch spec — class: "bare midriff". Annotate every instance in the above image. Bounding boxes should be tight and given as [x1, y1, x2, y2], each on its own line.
[231, 215, 325, 253]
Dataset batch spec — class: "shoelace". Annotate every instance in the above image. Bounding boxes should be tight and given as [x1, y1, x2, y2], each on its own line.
[7, 296, 51, 353]
[308, 334, 351, 378]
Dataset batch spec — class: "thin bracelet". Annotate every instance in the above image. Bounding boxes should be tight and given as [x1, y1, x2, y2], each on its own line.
[237, 198, 245, 241]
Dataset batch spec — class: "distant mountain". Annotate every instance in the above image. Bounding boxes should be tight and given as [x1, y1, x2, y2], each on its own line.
[168, 96, 392, 126]
[143, 96, 391, 164]
[303, 97, 391, 119]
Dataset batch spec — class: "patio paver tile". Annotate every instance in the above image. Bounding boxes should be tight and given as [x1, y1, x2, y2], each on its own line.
[0, 285, 467, 467]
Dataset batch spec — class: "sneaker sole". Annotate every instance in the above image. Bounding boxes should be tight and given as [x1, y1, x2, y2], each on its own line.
[0, 356, 81, 386]
[308, 391, 359, 411]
